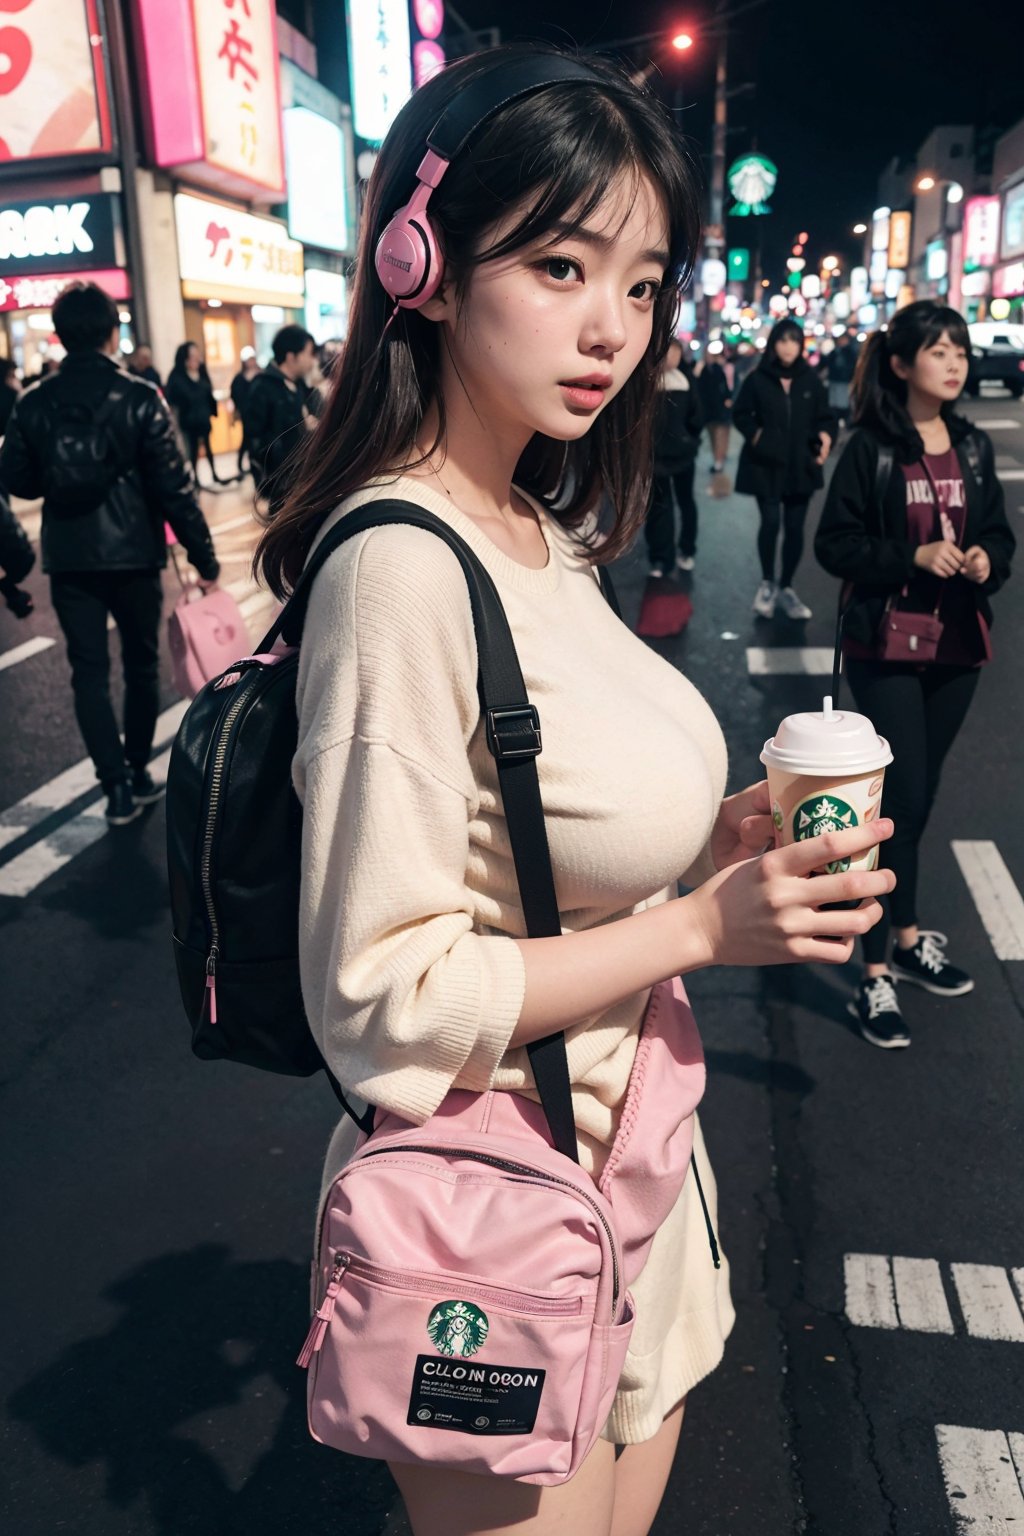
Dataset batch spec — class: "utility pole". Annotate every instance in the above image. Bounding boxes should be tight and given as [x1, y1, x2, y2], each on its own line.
[103, 0, 150, 345]
[707, 0, 728, 255]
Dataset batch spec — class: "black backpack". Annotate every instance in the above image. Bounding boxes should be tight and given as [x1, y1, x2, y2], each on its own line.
[166, 500, 619, 1127]
[44, 381, 129, 516]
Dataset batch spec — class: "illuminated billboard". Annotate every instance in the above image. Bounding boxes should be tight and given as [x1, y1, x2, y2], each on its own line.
[347, 0, 413, 143]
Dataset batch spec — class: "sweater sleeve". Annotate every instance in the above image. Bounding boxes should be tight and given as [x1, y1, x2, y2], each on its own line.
[293, 521, 527, 1125]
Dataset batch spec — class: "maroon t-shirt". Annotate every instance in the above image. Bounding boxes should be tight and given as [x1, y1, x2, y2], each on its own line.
[845, 446, 990, 666]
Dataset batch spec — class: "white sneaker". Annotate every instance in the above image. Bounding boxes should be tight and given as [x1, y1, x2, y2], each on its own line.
[649, 562, 671, 579]
[752, 580, 778, 618]
[777, 586, 812, 620]
[676, 554, 695, 572]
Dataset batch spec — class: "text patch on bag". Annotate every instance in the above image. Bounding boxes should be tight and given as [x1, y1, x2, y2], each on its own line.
[407, 1355, 546, 1436]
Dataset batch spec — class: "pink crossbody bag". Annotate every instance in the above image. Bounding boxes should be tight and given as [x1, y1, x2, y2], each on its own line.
[295, 511, 715, 1484]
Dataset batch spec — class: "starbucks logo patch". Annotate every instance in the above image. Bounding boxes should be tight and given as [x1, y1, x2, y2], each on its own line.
[426, 1300, 489, 1358]
[793, 794, 858, 873]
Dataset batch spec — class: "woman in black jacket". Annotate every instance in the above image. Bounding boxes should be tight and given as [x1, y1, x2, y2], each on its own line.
[734, 319, 836, 620]
[815, 301, 1015, 1049]
[165, 342, 224, 484]
[645, 340, 705, 576]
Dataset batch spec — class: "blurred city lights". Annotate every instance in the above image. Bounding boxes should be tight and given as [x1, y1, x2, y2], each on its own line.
[853, 222, 867, 234]
[672, 32, 694, 49]
[916, 175, 937, 191]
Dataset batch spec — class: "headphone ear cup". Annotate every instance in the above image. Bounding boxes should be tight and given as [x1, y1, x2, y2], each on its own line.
[374, 210, 444, 309]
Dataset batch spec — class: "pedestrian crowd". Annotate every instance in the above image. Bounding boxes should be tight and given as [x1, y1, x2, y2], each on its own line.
[0, 41, 1016, 1536]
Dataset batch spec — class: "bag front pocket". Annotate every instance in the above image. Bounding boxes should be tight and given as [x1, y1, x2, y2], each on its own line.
[303, 1252, 596, 1478]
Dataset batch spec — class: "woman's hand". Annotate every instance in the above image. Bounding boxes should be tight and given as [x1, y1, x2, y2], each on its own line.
[961, 545, 992, 584]
[710, 780, 775, 870]
[683, 819, 896, 970]
[914, 540, 966, 578]
[815, 431, 833, 466]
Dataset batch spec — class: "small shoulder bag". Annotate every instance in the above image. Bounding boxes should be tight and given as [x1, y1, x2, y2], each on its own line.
[876, 456, 963, 664]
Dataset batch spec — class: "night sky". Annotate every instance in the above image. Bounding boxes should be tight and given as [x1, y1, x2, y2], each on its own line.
[453, 0, 1024, 284]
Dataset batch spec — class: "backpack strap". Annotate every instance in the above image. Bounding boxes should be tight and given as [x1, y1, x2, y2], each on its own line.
[831, 438, 895, 706]
[260, 502, 621, 1164]
[962, 429, 984, 491]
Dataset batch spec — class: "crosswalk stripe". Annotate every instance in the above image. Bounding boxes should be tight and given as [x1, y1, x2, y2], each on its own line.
[998, 469, 1024, 481]
[0, 635, 55, 674]
[746, 646, 834, 676]
[0, 743, 173, 898]
[935, 1424, 1024, 1530]
[951, 840, 1024, 961]
[843, 1253, 898, 1329]
[951, 1264, 1024, 1342]
[983, 420, 1023, 430]
[0, 700, 187, 857]
[892, 1256, 954, 1335]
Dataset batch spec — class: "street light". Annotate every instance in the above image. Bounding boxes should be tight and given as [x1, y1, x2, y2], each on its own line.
[853, 222, 868, 235]
[822, 255, 839, 272]
[672, 32, 694, 49]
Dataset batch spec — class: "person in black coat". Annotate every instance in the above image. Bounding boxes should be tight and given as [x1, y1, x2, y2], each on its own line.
[0, 485, 35, 617]
[229, 352, 261, 478]
[0, 283, 220, 825]
[165, 341, 224, 484]
[815, 300, 1014, 1049]
[695, 350, 732, 472]
[0, 357, 22, 437]
[245, 324, 316, 515]
[644, 340, 704, 576]
[128, 343, 162, 390]
[733, 318, 836, 620]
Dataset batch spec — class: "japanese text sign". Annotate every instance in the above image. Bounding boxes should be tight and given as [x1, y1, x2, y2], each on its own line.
[192, 0, 284, 193]
[962, 196, 1000, 270]
[174, 193, 303, 305]
[347, 0, 413, 144]
[0, 0, 112, 162]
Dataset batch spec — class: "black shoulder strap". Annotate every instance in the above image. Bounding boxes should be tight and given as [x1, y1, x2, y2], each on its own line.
[963, 430, 984, 491]
[832, 438, 894, 706]
[259, 502, 621, 1163]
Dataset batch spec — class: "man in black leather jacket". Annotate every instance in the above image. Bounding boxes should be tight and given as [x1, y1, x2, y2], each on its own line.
[245, 324, 316, 515]
[0, 282, 221, 826]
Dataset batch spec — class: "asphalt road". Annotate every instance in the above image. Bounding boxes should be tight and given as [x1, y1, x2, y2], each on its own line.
[2, 390, 1022, 1536]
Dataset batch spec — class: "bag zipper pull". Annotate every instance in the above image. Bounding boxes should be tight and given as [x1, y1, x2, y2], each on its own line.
[296, 1253, 349, 1368]
[204, 948, 219, 1025]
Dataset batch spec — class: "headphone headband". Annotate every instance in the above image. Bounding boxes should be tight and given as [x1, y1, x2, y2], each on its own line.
[375, 54, 605, 311]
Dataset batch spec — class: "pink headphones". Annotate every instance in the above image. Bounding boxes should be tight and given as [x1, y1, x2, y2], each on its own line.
[374, 56, 601, 311]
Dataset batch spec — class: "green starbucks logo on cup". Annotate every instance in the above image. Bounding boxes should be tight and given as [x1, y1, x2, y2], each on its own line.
[794, 794, 858, 873]
[427, 1299, 489, 1358]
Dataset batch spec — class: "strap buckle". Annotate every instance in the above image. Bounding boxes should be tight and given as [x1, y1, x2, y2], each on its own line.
[486, 705, 542, 761]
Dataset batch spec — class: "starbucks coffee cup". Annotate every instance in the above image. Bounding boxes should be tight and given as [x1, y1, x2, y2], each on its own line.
[760, 697, 893, 889]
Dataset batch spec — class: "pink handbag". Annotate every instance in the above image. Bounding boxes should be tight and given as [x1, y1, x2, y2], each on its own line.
[168, 584, 249, 699]
[299, 976, 708, 1485]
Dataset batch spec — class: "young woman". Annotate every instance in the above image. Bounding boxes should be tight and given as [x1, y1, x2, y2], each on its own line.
[165, 342, 223, 484]
[258, 45, 894, 1536]
[645, 337, 704, 576]
[734, 318, 836, 620]
[695, 345, 732, 475]
[816, 301, 1014, 1050]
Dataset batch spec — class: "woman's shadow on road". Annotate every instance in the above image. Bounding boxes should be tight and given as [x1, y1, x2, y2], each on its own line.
[9, 1244, 411, 1536]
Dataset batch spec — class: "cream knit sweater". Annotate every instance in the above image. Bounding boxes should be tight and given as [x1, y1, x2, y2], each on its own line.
[294, 475, 728, 1178]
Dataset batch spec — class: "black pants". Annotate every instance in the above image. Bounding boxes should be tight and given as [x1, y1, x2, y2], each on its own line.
[185, 431, 221, 482]
[845, 659, 981, 964]
[756, 495, 810, 587]
[644, 467, 698, 567]
[50, 569, 164, 788]
[236, 427, 250, 477]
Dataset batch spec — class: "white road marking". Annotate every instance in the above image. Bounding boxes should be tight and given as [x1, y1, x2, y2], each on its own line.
[0, 745, 173, 898]
[952, 840, 1024, 961]
[0, 700, 187, 857]
[746, 646, 834, 676]
[892, 1256, 954, 1335]
[998, 469, 1024, 481]
[951, 1264, 1024, 1342]
[935, 1424, 1024, 1531]
[985, 419, 1024, 429]
[0, 635, 55, 674]
[211, 511, 258, 535]
[843, 1253, 898, 1329]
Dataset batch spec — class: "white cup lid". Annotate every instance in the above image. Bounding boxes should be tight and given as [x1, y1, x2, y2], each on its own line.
[760, 698, 893, 776]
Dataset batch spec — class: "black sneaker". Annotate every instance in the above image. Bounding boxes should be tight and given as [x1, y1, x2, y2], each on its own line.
[105, 780, 142, 826]
[891, 931, 974, 997]
[848, 974, 910, 1049]
[130, 768, 165, 805]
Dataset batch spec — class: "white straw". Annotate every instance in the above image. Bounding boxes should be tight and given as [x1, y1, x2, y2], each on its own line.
[823, 695, 834, 721]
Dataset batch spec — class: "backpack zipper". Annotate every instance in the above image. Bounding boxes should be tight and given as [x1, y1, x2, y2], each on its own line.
[333, 1251, 583, 1315]
[357, 1143, 620, 1318]
[199, 671, 264, 1021]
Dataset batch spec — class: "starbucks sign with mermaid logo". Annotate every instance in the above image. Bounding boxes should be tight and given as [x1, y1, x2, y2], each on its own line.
[793, 794, 859, 873]
[426, 1299, 490, 1358]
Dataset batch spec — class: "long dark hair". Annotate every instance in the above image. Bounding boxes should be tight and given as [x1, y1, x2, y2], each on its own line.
[851, 300, 971, 448]
[172, 342, 200, 373]
[257, 44, 702, 598]
[759, 318, 805, 377]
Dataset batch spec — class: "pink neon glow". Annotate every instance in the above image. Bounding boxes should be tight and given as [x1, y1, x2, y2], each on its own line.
[413, 40, 446, 89]
[0, 267, 131, 313]
[133, 0, 203, 168]
[413, 0, 445, 40]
